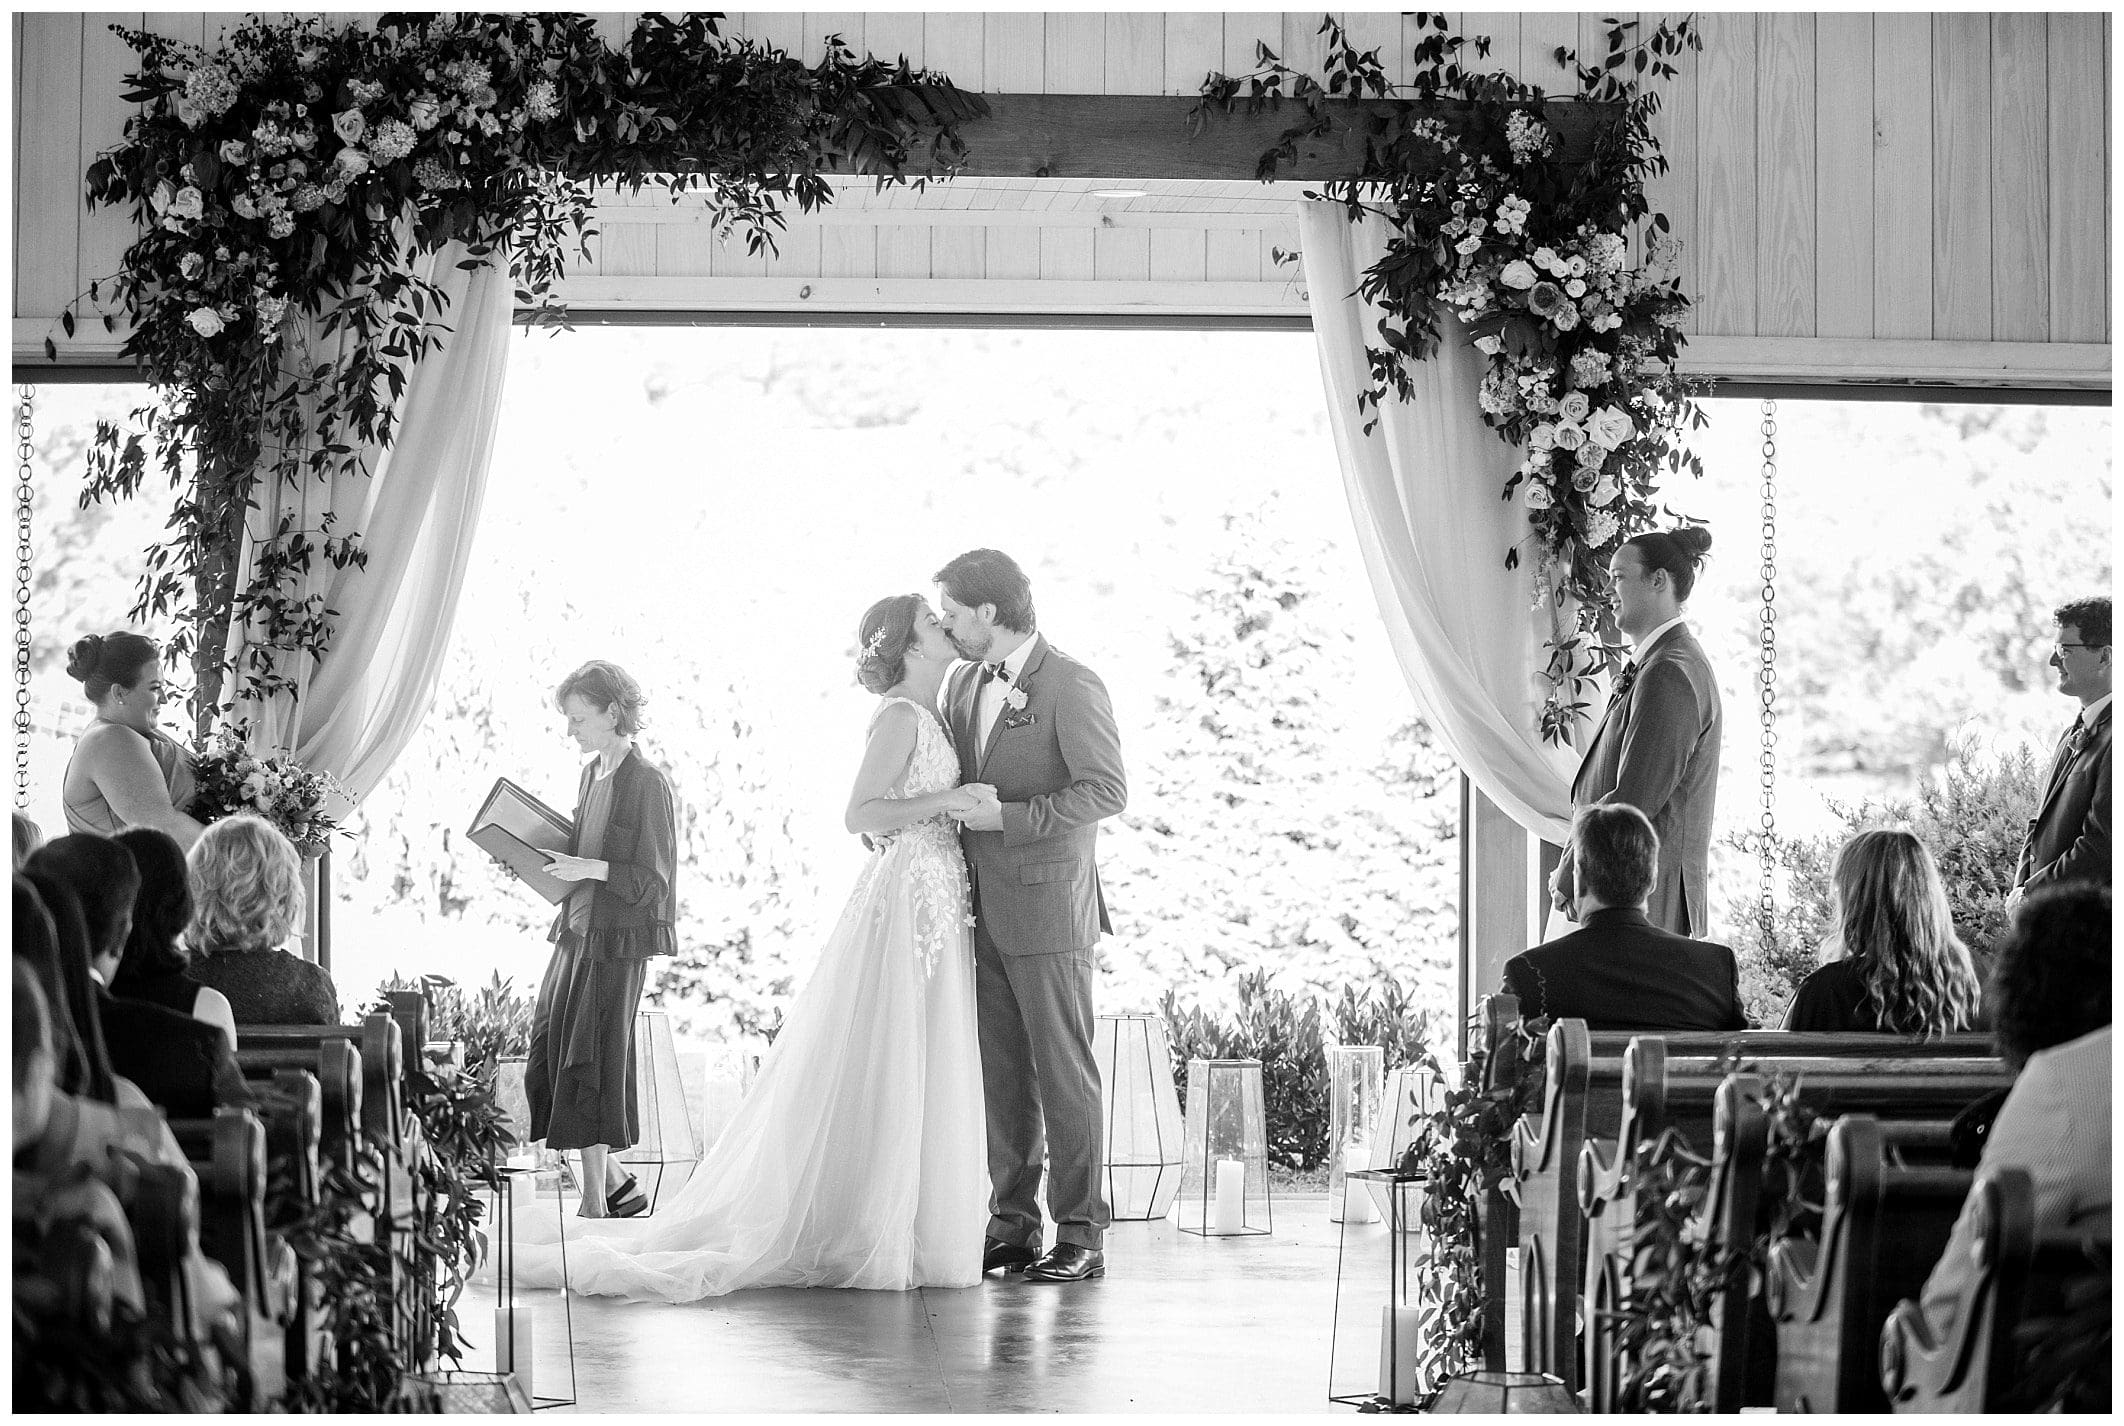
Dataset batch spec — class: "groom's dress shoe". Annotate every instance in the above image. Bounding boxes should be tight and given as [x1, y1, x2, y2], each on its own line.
[1024, 1244, 1105, 1283]
[983, 1238, 1040, 1274]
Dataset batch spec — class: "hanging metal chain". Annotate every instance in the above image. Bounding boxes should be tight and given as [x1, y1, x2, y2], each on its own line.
[15, 385, 34, 811]
[1753, 398, 1780, 949]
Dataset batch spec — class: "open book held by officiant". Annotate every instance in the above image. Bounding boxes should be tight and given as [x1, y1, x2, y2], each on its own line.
[468, 778, 576, 905]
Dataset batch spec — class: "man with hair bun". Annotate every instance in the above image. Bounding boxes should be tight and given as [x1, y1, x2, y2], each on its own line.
[2009, 594, 2111, 907]
[1556, 526, 1723, 937]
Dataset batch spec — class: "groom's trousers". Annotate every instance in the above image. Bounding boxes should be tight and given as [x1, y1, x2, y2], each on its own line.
[973, 920, 1111, 1251]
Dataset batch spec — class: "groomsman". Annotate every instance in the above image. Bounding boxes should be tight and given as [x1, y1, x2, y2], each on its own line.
[2009, 596, 2111, 908]
[1559, 526, 1722, 936]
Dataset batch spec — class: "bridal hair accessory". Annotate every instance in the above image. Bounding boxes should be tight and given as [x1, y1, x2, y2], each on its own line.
[863, 626, 889, 659]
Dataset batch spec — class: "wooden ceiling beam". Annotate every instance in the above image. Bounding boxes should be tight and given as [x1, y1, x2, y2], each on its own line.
[908, 93, 1603, 182]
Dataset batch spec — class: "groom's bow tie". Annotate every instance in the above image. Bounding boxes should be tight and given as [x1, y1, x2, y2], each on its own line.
[983, 662, 1013, 683]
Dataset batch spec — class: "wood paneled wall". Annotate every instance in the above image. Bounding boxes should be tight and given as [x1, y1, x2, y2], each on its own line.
[14, 11, 2112, 387]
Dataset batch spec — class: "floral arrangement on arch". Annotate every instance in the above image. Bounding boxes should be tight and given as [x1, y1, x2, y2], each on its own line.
[1196, 15, 1709, 744]
[187, 725, 348, 851]
[62, 13, 981, 728]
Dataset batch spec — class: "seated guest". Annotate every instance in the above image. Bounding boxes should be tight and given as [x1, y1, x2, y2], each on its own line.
[24, 838, 252, 1121]
[1781, 829, 1984, 1036]
[1919, 884, 2110, 1344]
[14, 955, 242, 1336]
[109, 827, 239, 1046]
[18, 871, 119, 1104]
[184, 814, 339, 1025]
[13, 808, 42, 869]
[1504, 803, 1748, 1031]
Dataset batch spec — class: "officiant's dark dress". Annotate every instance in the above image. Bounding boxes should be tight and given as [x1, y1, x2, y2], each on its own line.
[526, 747, 678, 1152]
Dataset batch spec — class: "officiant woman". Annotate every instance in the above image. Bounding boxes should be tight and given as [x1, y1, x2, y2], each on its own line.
[525, 660, 679, 1219]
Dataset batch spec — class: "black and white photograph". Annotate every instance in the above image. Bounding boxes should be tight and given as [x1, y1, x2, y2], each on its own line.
[9, 8, 2110, 1416]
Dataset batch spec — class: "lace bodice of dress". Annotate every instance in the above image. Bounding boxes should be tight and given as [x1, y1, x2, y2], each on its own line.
[867, 697, 972, 974]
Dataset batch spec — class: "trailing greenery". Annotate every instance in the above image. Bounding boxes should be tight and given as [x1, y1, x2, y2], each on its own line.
[1193, 13, 1707, 744]
[1161, 972, 1443, 1171]
[1726, 745, 2045, 1024]
[1394, 1013, 1550, 1404]
[64, 12, 982, 728]
[378, 970, 536, 1073]
[399, 1047, 515, 1368]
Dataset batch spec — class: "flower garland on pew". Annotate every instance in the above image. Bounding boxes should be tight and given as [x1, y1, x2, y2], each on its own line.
[1607, 1072, 1829, 1412]
[1194, 15, 1707, 744]
[61, 12, 983, 727]
[1391, 1014, 1550, 1404]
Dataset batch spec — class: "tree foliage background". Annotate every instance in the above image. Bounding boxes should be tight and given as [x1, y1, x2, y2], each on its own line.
[19, 334, 2109, 1043]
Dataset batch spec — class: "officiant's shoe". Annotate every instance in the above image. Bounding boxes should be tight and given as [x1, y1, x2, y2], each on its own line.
[983, 1238, 1040, 1274]
[1024, 1244, 1105, 1283]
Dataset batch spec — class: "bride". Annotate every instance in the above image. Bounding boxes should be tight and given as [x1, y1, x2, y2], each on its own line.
[509, 595, 990, 1301]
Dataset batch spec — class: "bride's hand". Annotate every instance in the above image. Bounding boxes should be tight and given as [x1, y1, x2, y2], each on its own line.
[951, 784, 995, 813]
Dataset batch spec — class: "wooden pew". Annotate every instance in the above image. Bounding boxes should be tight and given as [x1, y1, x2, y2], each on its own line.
[1502, 1013, 1994, 1397]
[1581, 1053, 2005, 1411]
[167, 1108, 294, 1409]
[1880, 1166, 2113, 1413]
[1766, 1114, 1978, 1412]
[245, 1068, 331, 1394]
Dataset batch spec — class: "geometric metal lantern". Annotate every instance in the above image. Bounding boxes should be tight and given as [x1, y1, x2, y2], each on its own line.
[1177, 1057, 1273, 1236]
[1325, 1044, 1386, 1224]
[1094, 1012, 1186, 1221]
[617, 1009, 703, 1213]
[1366, 1065, 1444, 1224]
[1329, 1166, 1431, 1409]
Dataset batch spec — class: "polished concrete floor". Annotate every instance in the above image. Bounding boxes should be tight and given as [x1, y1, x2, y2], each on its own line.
[468, 1193, 1379, 1414]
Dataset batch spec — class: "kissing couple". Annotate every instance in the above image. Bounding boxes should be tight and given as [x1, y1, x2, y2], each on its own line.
[513, 548, 1128, 1300]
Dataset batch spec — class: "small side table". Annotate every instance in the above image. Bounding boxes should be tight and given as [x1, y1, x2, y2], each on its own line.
[493, 1159, 579, 1410]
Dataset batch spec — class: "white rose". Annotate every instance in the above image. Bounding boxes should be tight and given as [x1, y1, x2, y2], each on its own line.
[1565, 278, 1586, 298]
[336, 148, 372, 176]
[333, 108, 366, 145]
[231, 191, 259, 220]
[219, 139, 249, 165]
[179, 252, 205, 279]
[1553, 421, 1587, 452]
[1524, 479, 1555, 511]
[1473, 334, 1503, 356]
[1589, 477, 1620, 507]
[169, 186, 205, 221]
[1532, 246, 1566, 274]
[1528, 422, 1558, 451]
[187, 307, 225, 337]
[1558, 390, 1592, 423]
[1589, 406, 1637, 448]
[1455, 234, 1483, 256]
[1499, 259, 1539, 291]
[408, 97, 442, 131]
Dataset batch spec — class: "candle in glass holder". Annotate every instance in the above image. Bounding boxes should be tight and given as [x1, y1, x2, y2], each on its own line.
[496, 1304, 534, 1399]
[1212, 1158, 1247, 1233]
[1378, 1304, 1420, 1405]
[1340, 1142, 1380, 1223]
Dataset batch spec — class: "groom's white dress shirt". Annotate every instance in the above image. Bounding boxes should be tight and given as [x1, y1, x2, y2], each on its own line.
[977, 635, 1038, 749]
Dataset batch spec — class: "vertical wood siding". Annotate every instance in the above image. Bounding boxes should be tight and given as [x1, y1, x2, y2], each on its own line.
[14, 11, 2112, 357]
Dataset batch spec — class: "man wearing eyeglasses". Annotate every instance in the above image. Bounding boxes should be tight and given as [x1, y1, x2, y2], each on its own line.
[2008, 596, 2112, 911]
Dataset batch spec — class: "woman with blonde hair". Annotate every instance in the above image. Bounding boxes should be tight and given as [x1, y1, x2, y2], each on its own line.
[1782, 828, 1984, 1036]
[182, 813, 339, 1025]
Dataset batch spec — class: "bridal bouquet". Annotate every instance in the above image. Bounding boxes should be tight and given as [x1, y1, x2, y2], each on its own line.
[189, 725, 348, 850]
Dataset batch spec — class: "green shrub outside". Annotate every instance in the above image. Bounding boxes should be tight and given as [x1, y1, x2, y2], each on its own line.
[1724, 745, 2044, 1025]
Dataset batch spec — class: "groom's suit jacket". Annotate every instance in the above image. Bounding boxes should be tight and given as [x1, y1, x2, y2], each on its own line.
[1570, 625, 1722, 937]
[2014, 702, 2111, 894]
[946, 635, 1127, 956]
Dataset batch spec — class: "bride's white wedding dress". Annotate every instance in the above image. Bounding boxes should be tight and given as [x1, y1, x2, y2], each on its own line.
[507, 698, 987, 1302]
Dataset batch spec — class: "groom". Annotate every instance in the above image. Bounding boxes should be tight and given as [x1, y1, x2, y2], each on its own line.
[935, 548, 1127, 1284]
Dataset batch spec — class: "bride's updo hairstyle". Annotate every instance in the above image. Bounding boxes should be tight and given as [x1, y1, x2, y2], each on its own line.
[1620, 525, 1714, 603]
[855, 595, 924, 696]
[66, 631, 160, 703]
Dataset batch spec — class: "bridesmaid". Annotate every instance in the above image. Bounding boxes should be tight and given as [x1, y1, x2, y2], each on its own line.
[61, 632, 206, 851]
[524, 660, 679, 1219]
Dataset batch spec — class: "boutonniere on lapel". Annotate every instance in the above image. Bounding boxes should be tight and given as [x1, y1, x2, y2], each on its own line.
[999, 672, 1034, 729]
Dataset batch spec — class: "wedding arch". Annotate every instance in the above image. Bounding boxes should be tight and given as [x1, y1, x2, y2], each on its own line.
[13, 5, 2111, 1016]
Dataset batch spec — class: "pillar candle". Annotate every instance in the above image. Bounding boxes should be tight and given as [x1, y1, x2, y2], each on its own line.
[1340, 1142, 1380, 1224]
[1378, 1304, 1421, 1405]
[1212, 1158, 1247, 1233]
[496, 1304, 534, 1400]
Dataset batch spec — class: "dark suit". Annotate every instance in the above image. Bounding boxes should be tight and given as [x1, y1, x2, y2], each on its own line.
[2015, 703, 2111, 894]
[1502, 907, 1748, 1033]
[945, 635, 1127, 1252]
[1569, 626, 1722, 935]
[96, 986, 255, 1120]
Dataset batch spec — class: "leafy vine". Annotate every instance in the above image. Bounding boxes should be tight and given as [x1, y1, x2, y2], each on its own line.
[61, 12, 982, 731]
[1194, 14, 1709, 743]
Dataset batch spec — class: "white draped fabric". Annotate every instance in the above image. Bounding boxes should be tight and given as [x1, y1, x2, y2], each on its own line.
[229, 241, 512, 803]
[1299, 200, 1578, 844]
